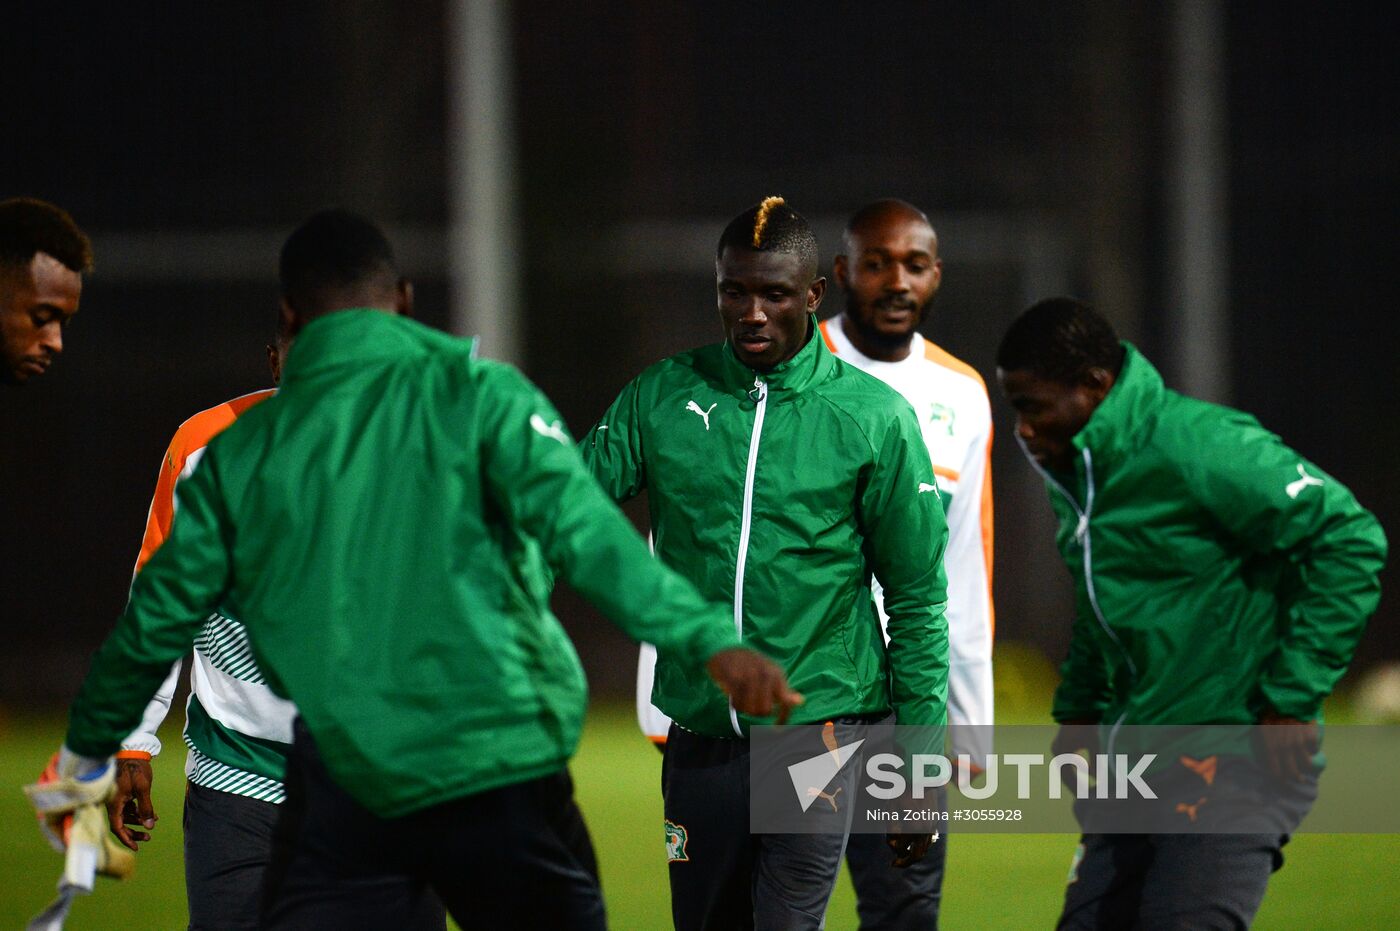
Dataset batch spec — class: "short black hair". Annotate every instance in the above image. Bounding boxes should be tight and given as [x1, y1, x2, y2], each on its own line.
[996, 297, 1124, 385]
[279, 209, 398, 315]
[716, 196, 819, 277]
[843, 198, 932, 248]
[0, 197, 93, 274]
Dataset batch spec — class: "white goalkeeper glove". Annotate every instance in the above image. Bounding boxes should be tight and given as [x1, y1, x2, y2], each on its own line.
[24, 748, 135, 931]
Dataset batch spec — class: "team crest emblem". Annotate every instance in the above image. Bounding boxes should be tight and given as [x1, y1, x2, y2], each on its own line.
[928, 402, 956, 436]
[665, 819, 690, 862]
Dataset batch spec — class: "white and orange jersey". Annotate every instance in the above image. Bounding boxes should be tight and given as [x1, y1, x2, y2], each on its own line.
[819, 315, 994, 764]
[636, 318, 996, 762]
[133, 390, 276, 573]
[122, 390, 298, 802]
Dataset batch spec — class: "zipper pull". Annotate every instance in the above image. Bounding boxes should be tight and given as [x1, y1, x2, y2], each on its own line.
[1075, 513, 1089, 545]
[748, 377, 766, 403]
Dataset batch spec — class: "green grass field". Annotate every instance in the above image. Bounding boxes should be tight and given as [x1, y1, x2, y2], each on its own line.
[3, 687, 1398, 928]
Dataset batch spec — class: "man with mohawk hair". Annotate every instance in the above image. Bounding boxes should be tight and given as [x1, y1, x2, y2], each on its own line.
[583, 197, 950, 929]
[41, 209, 799, 930]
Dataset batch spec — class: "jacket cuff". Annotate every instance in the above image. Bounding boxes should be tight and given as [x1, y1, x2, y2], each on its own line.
[693, 619, 743, 664]
[1258, 680, 1323, 721]
[120, 732, 164, 757]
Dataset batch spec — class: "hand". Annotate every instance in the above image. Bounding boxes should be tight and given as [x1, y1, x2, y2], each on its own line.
[1257, 709, 1319, 782]
[1051, 719, 1100, 788]
[706, 648, 804, 724]
[886, 825, 934, 868]
[949, 757, 985, 785]
[108, 756, 158, 851]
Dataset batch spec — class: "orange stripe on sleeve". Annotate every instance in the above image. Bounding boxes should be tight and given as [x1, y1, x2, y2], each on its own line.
[133, 390, 276, 574]
[133, 441, 181, 573]
[933, 465, 961, 483]
[922, 340, 987, 389]
[918, 340, 994, 638]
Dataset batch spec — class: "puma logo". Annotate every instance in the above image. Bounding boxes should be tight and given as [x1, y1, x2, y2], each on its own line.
[686, 400, 718, 430]
[529, 414, 570, 445]
[1180, 755, 1217, 786]
[1176, 796, 1208, 822]
[918, 482, 939, 495]
[806, 785, 843, 812]
[1285, 463, 1324, 499]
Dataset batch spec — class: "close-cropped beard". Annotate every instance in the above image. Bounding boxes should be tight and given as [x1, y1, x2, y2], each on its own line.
[844, 293, 929, 351]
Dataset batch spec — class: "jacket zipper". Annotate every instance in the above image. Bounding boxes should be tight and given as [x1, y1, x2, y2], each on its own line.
[1022, 441, 1137, 757]
[730, 376, 767, 736]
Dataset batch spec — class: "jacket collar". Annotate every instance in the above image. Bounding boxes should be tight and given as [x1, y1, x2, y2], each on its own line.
[720, 315, 834, 398]
[280, 309, 423, 385]
[1071, 342, 1165, 469]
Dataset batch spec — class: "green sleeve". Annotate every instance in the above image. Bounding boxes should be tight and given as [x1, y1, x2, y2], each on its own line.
[1186, 414, 1388, 719]
[1051, 610, 1114, 723]
[577, 375, 647, 502]
[860, 404, 950, 732]
[66, 448, 235, 757]
[477, 362, 738, 663]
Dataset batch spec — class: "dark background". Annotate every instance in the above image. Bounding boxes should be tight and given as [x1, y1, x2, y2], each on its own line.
[2, 2, 1395, 705]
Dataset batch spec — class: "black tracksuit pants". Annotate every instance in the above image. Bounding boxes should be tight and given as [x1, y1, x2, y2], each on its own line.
[262, 718, 604, 930]
[663, 722, 866, 931]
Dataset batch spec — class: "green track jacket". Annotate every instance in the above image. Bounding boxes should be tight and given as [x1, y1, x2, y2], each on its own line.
[1035, 344, 1386, 735]
[581, 321, 950, 738]
[67, 310, 741, 817]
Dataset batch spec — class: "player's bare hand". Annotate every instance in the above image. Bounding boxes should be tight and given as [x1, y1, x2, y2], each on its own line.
[1257, 709, 1319, 783]
[108, 757, 157, 851]
[706, 648, 804, 724]
[886, 826, 934, 868]
[1051, 720, 1100, 788]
